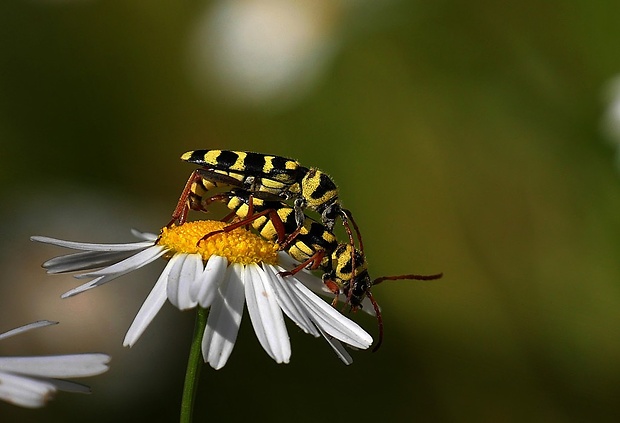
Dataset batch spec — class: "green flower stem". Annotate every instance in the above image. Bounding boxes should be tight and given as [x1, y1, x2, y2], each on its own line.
[180, 307, 208, 423]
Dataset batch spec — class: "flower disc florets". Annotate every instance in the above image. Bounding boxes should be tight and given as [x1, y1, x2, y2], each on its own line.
[157, 220, 278, 265]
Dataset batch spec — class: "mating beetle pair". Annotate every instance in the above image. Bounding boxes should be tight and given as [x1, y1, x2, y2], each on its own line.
[169, 149, 441, 351]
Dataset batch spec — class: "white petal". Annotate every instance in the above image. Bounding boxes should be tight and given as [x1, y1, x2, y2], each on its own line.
[165, 254, 185, 308]
[262, 264, 318, 336]
[268, 265, 366, 363]
[244, 264, 290, 364]
[75, 246, 166, 279]
[0, 321, 57, 341]
[0, 354, 110, 378]
[123, 260, 173, 347]
[316, 326, 353, 365]
[0, 371, 57, 408]
[287, 277, 373, 349]
[202, 264, 245, 370]
[41, 378, 91, 394]
[192, 255, 227, 308]
[42, 250, 140, 274]
[60, 246, 167, 297]
[166, 254, 200, 310]
[176, 254, 202, 310]
[31, 236, 154, 252]
[129, 229, 159, 241]
[60, 276, 107, 298]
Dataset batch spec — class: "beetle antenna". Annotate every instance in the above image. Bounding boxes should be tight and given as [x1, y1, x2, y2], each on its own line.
[373, 273, 443, 286]
[367, 291, 384, 353]
[369, 272, 442, 352]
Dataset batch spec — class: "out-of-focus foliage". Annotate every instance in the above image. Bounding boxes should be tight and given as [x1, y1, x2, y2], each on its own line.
[2, 0, 620, 421]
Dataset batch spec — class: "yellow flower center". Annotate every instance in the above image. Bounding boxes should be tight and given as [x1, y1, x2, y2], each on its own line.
[157, 220, 278, 265]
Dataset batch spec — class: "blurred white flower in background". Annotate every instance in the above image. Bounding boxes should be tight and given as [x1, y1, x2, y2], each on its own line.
[187, 0, 356, 110]
[0, 186, 177, 404]
[601, 75, 620, 167]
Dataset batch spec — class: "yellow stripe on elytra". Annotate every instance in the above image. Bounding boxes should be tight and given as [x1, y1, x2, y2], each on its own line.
[228, 152, 248, 172]
[203, 150, 222, 165]
[157, 220, 278, 265]
[263, 156, 276, 174]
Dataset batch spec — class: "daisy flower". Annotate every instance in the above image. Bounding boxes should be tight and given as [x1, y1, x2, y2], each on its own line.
[0, 320, 110, 408]
[31, 220, 373, 368]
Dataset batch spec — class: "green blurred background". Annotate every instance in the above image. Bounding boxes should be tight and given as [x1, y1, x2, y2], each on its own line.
[2, 0, 620, 421]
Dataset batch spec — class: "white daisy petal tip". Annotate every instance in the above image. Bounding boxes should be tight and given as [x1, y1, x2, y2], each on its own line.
[202, 264, 246, 370]
[244, 264, 291, 364]
[0, 321, 58, 341]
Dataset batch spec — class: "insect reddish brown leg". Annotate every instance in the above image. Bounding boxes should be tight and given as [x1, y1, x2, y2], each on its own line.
[278, 226, 303, 249]
[322, 278, 341, 307]
[245, 193, 255, 231]
[367, 291, 384, 353]
[220, 210, 238, 223]
[194, 193, 237, 223]
[331, 296, 340, 307]
[201, 193, 237, 224]
[168, 170, 204, 227]
[196, 207, 287, 246]
[278, 250, 326, 278]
